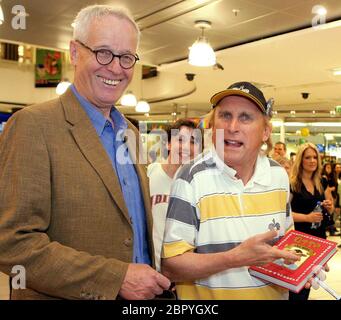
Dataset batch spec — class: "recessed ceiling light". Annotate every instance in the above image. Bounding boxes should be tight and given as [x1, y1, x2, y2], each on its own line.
[232, 9, 240, 16]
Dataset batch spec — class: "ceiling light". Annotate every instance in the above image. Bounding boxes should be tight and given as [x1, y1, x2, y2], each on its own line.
[188, 20, 216, 67]
[232, 9, 240, 16]
[18, 45, 25, 63]
[56, 80, 72, 95]
[121, 91, 137, 107]
[271, 120, 283, 127]
[332, 69, 341, 76]
[284, 122, 305, 127]
[316, 6, 327, 16]
[285, 122, 341, 127]
[313, 122, 341, 127]
[0, 2, 4, 25]
[135, 100, 150, 113]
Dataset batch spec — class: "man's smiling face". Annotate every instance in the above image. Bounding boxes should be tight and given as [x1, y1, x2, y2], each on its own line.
[70, 15, 138, 109]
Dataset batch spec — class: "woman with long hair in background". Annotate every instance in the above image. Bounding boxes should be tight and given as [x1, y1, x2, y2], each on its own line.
[289, 143, 334, 300]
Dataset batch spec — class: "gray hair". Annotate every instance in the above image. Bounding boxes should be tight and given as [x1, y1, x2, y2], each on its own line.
[73, 5, 140, 46]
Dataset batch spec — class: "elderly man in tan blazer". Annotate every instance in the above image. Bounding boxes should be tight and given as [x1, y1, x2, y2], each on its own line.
[0, 5, 170, 300]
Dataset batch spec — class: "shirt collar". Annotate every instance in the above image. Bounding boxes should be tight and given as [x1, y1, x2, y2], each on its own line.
[71, 84, 127, 137]
[251, 155, 271, 186]
[210, 147, 271, 186]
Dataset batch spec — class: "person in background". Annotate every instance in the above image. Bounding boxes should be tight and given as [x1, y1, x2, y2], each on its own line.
[161, 81, 301, 300]
[289, 152, 296, 164]
[334, 163, 341, 239]
[289, 143, 334, 300]
[273, 141, 287, 158]
[321, 162, 338, 236]
[147, 119, 202, 271]
[0, 4, 170, 300]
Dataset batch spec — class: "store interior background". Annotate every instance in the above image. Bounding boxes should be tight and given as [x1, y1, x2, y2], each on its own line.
[1, 0, 341, 300]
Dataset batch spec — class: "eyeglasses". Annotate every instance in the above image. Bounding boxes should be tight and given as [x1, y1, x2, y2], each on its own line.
[75, 40, 139, 69]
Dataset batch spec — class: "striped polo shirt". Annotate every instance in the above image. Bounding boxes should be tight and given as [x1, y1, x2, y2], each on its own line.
[162, 148, 294, 300]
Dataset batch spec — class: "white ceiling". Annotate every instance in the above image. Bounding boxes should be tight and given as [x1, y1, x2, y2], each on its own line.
[0, 0, 341, 122]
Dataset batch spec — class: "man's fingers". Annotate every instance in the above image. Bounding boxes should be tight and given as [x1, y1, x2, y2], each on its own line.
[156, 272, 171, 290]
[152, 285, 165, 296]
[273, 247, 300, 262]
[311, 278, 320, 290]
[257, 229, 278, 242]
[317, 270, 326, 281]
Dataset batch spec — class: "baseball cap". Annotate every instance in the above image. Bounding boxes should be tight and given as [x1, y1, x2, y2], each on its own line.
[210, 81, 273, 116]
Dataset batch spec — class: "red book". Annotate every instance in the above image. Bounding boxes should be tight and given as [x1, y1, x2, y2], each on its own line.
[249, 230, 338, 293]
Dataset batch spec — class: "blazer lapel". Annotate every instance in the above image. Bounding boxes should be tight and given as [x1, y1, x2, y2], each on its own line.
[60, 89, 132, 225]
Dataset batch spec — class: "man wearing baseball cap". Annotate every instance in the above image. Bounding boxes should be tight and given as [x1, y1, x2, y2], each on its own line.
[161, 81, 301, 300]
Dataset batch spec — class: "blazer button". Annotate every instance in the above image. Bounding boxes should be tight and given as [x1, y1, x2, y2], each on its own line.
[123, 238, 132, 247]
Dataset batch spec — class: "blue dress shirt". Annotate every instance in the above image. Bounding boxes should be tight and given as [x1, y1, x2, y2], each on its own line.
[71, 85, 151, 265]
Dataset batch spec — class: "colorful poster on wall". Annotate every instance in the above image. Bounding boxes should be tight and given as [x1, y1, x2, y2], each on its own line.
[35, 49, 62, 87]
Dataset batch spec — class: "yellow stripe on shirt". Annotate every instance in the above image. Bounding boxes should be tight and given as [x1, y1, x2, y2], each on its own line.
[198, 191, 287, 222]
[176, 282, 287, 300]
[162, 240, 195, 258]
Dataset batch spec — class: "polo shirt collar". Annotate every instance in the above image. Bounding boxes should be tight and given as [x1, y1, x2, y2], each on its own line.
[211, 147, 271, 186]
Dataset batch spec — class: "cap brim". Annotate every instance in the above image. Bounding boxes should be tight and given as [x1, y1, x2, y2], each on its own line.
[210, 89, 266, 113]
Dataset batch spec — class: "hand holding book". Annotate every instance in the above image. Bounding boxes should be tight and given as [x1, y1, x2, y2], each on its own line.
[232, 229, 300, 268]
[249, 230, 339, 298]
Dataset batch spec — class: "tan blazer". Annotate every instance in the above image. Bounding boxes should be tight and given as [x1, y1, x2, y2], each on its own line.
[0, 88, 153, 300]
